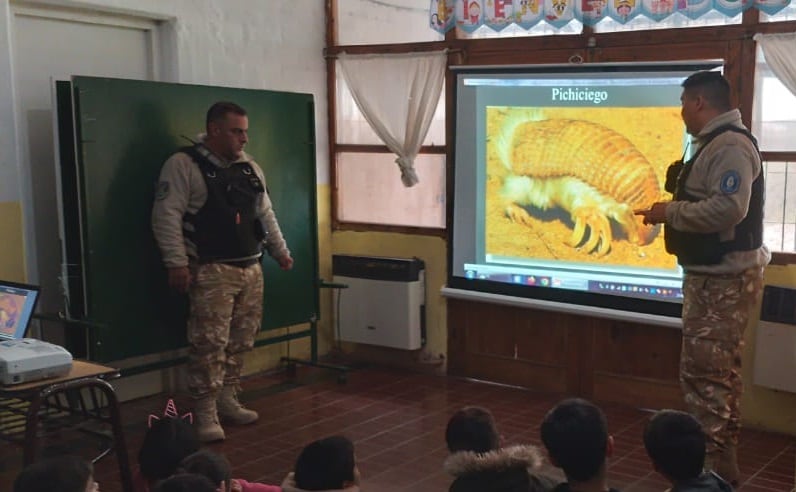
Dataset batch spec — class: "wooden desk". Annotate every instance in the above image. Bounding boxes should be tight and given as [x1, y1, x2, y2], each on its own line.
[0, 360, 132, 492]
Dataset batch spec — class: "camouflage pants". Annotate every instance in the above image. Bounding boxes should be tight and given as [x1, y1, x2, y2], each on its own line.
[680, 267, 763, 455]
[186, 262, 263, 398]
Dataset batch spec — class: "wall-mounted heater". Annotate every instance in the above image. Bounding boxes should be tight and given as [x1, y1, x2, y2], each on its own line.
[754, 284, 796, 393]
[332, 255, 425, 350]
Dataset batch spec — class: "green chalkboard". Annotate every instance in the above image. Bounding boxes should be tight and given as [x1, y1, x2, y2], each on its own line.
[60, 77, 319, 362]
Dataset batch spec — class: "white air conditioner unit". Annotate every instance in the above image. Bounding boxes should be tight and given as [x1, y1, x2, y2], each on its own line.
[753, 285, 796, 393]
[332, 255, 425, 350]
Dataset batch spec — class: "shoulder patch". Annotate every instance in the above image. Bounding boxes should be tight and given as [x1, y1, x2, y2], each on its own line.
[155, 181, 170, 200]
[720, 170, 741, 194]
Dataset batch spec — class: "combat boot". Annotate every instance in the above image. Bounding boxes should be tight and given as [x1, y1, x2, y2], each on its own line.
[193, 396, 225, 442]
[714, 445, 740, 486]
[217, 386, 259, 425]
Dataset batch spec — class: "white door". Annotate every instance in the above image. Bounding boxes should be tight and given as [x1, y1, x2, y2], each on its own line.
[11, 5, 159, 314]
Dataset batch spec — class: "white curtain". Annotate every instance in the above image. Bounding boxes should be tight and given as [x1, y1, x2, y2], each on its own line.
[754, 32, 796, 97]
[338, 50, 447, 187]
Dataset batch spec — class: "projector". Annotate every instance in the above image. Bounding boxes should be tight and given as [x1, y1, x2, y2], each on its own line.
[0, 338, 73, 385]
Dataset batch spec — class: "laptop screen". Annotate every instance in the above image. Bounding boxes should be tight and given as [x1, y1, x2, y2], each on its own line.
[0, 281, 40, 341]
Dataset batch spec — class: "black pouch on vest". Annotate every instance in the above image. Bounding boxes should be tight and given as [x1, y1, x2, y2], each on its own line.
[664, 160, 684, 194]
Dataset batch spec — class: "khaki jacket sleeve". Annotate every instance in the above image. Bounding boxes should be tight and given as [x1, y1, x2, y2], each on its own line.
[251, 162, 291, 261]
[151, 153, 192, 268]
[666, 135, 760, 235]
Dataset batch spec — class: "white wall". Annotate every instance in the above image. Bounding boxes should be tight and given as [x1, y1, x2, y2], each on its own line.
[0, 0, 329, 218]
[0, 2, 21, 203]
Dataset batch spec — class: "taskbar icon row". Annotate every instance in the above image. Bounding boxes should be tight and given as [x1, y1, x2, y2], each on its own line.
[465, 270, 553, 287]
[590, 281, 683, 298]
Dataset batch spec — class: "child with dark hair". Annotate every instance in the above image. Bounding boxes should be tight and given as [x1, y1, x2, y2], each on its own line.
[13, 455, 98, 492]
[444, 406, 556, 492]
[179, 450, 232, 492]
[643, 410, 732, 491]
[153, 473, 218, 492]
[540, 398, 620, 492]
[282, 436, 359, 492]
[134, 408, 201, 492]
[179, 449, 280, 492]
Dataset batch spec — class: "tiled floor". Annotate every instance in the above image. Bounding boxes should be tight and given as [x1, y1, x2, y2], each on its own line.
[2, 366, 794, 491]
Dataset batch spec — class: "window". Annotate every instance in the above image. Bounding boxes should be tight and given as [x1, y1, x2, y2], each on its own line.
[336, 71, 445, 146]
[334, 63, 446, 229]
[753, 48, 796, 152]
[762, 161, 796, 253]
[593, 10, 741, 32]
[760, 2, 796, 21]
[336, 153, 446, 227]
[337, 0, 444, 45]
[458, 20, 583, 38]
[754, 46, 796, 252]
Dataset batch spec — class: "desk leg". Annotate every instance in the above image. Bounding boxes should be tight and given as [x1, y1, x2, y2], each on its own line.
[23, 393, 44, 465]
[94, 381, 133, 492]
[24, 379, 134, 492]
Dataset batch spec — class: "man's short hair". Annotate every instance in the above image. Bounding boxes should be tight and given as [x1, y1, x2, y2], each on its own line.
[445, 406, 501, 453]
[681, 71, 731, 112]
[643, 410, 706, 482]
[206, 101, 247, 128]
[541, 398, 608, 483]
[153, 473, 218, 492]
[179, 450, 232, 492]
[294, 436, 356, 490]
[13, 456, 93, 492]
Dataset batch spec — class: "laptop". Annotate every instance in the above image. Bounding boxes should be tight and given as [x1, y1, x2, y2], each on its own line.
[0, 280, 74, 385]
[0, 280, 39, 342]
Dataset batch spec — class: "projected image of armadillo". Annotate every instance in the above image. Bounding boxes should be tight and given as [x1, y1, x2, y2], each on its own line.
[485, 107, 681, 268]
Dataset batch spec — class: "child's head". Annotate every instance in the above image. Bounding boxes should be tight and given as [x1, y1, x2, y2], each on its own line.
[13, 455, 96, 492]
[541, 398, 611, 483]
[153, 473, 218, 492]
[445, 406, 501, 453]
[139, 416, 200, 483]
[294, 436, 357, 490]
[179, 450, 232, 492]
[643, 409, 705, 483]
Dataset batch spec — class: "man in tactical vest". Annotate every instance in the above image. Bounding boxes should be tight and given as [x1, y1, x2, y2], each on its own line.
[636, 71, 770, 485]
[152, 102, 293, 442]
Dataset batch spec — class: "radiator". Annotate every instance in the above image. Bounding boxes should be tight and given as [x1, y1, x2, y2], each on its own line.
[332, 255, 425, 350]
[753, 285, 796, 393]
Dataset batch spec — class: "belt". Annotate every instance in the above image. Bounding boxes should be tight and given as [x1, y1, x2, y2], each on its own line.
[220, 258, 260, 268]
[198, 257, 260, 268]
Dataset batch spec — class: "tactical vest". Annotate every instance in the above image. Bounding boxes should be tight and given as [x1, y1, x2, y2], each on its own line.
[181, 146, 266, 262]
[664, 125, 764, 265]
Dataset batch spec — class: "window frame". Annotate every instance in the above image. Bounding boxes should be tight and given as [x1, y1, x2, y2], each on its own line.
[326, 24, 451, 235]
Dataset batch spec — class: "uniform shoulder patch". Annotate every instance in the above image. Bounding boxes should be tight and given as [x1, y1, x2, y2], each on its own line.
[155, 181, 170, 200]
[719, 170, 741, 194]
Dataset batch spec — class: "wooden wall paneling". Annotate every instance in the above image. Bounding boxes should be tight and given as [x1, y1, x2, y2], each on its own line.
[446, 300, 569, 393]
[563, 314, 593, 398]
[514, 308, 567, 366]
[464, 301, 517, 358]
[447, 298, 470, 375]
[592, 372, 685, 409]
[592, 322, 681, 380]
[590, 321, 683, 408]
[464, 47, 587, 66]
[593, 41, 727, 64]
[446, 299, 688, 406]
